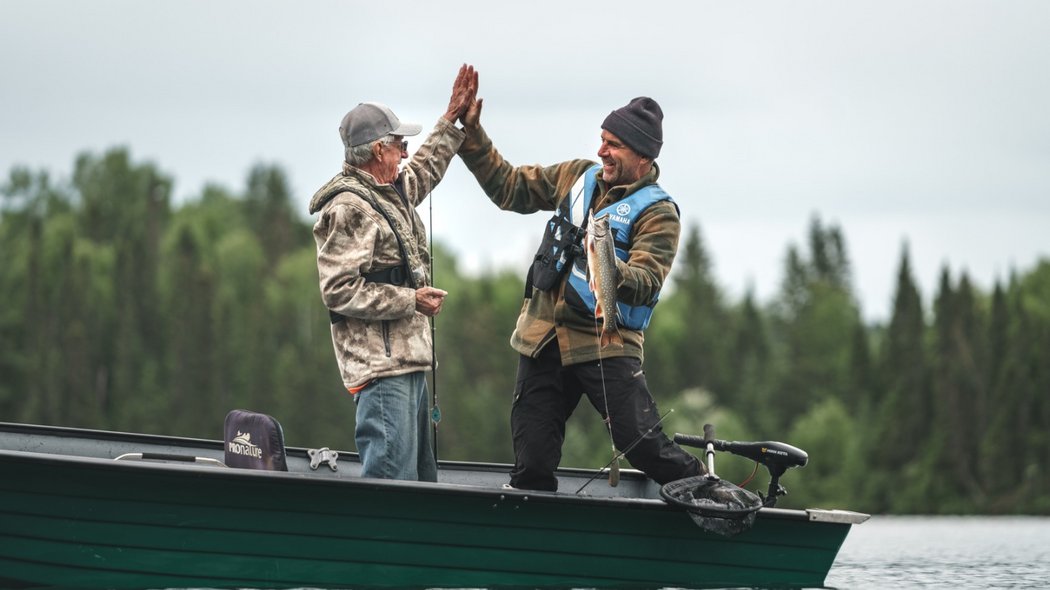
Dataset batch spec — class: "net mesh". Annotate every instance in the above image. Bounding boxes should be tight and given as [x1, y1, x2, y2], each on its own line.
[660, 475, 764, 537]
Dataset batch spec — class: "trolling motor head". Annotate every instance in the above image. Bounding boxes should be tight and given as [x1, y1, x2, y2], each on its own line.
[718, 439, 808, 477]
[673, 424, 809, 507]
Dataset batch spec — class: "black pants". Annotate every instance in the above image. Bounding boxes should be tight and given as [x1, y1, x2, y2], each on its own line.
[509, 342, 702, 491]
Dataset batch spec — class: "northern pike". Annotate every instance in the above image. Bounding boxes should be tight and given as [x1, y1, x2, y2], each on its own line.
[585, 212, 624, 349]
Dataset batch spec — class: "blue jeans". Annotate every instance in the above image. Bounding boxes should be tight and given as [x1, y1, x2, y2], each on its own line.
[354, 372, 437, 482]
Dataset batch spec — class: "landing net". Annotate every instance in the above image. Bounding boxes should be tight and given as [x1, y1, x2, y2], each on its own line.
[660, 475, 763, 537]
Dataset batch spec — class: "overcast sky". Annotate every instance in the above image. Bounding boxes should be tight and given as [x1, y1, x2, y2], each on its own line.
[3, 0, 1048, 322]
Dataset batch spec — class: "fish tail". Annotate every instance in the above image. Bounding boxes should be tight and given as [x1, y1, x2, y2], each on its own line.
[600, 325, 624, 348]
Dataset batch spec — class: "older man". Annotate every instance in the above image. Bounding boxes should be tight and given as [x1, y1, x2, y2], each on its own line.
[309, 65, 477, 481]
[457, 93, 703, 491]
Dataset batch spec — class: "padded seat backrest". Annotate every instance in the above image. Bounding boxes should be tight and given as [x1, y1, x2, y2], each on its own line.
[223, 409, 288, 471]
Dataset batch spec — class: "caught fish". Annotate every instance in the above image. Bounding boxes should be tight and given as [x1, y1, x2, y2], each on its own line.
[585, 212, 624, 348]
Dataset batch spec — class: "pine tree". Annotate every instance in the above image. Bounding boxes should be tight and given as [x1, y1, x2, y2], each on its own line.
[669, 223, 733, 402]
[71, 148, 172, 429]
[728, 289, 774, 432]
[769, 216, 860, 432]
[867, 243, 930, 511]
[244, 164, 304, 266]
[929, 270, 989, 510]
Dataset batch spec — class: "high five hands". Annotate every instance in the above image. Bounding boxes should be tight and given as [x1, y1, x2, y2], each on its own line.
[444, 64, 478, 123]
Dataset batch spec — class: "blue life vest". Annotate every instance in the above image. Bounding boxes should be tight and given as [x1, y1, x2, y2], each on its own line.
[564, 165, 676, 331]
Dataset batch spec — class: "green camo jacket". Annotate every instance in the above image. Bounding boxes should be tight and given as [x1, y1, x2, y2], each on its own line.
[309, 117, 465, 389]
[458, 124, 680, 366]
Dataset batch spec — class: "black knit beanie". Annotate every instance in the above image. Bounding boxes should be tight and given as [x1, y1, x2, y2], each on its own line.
[601, 97, 663, 159]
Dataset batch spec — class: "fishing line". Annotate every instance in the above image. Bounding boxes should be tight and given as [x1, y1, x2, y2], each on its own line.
[575, 408, 674, 495]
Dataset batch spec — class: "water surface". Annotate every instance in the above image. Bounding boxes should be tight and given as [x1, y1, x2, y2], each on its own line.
[825, 515, 1049, 589]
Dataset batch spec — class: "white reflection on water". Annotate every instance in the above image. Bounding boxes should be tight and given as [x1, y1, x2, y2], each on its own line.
[826, 516, 1050, 589]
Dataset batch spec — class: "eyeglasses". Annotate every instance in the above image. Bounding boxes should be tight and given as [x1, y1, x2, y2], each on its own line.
[386, 139, 408, 152]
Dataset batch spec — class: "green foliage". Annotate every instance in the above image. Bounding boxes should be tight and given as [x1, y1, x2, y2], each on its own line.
[660, 224, 733, 402]
[782, 398, 861, 510]
[865, 244, 931, 510]
[768, 216, 861, 432]
[431, 242, 521, 463]
[2, 149, 1047, 515]
[664, 390, 755, 483]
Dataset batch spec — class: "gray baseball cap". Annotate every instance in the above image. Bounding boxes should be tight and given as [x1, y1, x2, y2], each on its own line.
[339, 102, 423, 148]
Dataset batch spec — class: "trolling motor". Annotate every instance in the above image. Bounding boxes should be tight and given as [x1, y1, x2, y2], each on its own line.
[660, 423, 809, 536]
[673, 423, 808, 508]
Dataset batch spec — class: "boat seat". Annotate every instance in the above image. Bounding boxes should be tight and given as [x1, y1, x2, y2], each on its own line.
[223, 409, 288, 471]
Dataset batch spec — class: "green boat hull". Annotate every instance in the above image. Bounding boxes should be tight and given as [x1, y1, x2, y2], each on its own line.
[0, 422, 866, 589]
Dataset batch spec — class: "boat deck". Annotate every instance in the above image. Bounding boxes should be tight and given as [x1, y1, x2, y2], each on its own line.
[0, 420, 668, 498]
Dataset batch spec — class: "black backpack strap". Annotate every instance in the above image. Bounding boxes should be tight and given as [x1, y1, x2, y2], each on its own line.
[356, 191, 415, 288]
[328, 188, 416, 324]
[524, 263, 536, 299]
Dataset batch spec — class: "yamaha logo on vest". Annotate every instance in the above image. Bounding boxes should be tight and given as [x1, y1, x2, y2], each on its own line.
[610, 203, 632, 224]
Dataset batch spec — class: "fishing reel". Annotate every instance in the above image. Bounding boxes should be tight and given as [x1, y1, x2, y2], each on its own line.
[674, 423, 808, 508]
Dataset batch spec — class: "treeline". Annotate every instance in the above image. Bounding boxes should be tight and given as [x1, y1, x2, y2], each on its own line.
[1, 147, 1047, 515]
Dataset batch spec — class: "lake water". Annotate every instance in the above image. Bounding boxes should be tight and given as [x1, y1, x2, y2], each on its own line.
[824, 515, 1049, 589]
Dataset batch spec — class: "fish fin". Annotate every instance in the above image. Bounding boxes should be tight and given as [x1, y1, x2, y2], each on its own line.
[600, 326, 624, 348]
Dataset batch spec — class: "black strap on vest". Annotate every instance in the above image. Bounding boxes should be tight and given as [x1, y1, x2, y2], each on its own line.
[327, 265, 409, 324]
[328, 185, 415, 325]
[523, 194, 593, 299]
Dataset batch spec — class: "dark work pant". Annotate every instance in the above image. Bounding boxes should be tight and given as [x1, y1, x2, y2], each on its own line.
[509, 342, 702, 491]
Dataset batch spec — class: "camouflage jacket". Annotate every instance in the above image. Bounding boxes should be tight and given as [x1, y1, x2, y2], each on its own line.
[458, 124, 680, 365]
[309, 117, 464, 389]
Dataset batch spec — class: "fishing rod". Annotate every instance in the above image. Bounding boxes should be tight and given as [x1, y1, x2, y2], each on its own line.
[429, 185, 440, 461]
[575, 408, 674, 495]
[592, 313, 620, 488]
